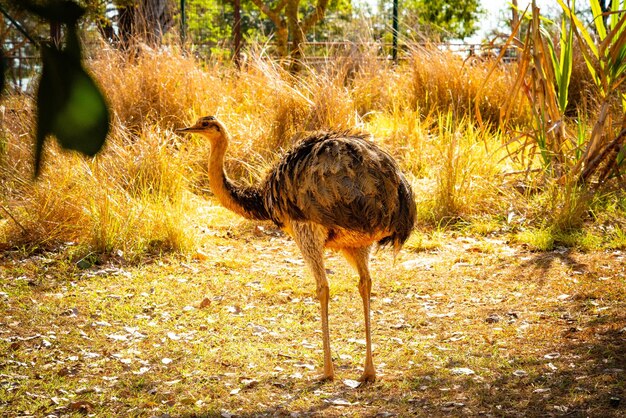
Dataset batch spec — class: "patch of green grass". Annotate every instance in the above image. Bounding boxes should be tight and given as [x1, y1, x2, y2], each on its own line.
[514, 228, 555, 251]
[463, 215, 505, 236]
[555, 229, 603, 251]
[403, 230, 445, 252]
[607, 227, 626, 250]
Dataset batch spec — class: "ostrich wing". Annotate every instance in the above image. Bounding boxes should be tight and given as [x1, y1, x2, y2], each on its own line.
[264, 133, 414, 244]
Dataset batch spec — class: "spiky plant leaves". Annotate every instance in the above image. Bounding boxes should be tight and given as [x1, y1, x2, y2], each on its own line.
[548, 16, 573, 114]
[590, 0, 608, 40]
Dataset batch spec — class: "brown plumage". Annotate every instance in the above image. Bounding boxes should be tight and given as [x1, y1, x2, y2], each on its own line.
[177, 116, 416, 383]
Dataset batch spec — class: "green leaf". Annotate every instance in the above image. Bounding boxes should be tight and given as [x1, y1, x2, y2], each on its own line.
[35, 44, 109, 176]
[546, 30, 560, 79]
[610, 0, 621, 30]
[591, 0, 607, 40]
[558, 16, 573, 113]
[557, 0, 599, 59]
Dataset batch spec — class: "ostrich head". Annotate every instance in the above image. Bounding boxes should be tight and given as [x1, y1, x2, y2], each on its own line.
[176, 116, 228, 145]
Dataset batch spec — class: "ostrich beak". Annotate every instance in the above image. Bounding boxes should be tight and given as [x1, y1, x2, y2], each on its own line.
[176, 121, 205, 133]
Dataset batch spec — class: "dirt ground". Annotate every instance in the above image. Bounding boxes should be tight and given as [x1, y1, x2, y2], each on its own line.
[0, 206, 625, 417]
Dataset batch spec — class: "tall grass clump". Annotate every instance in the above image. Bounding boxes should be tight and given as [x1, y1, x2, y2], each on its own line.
[226, 57, 312, 149]
[0, 108, 197, 256]
[408, 45, 526, 125]
[87, 122, 195, 255]
[500, 1, 626, 232]
[102, 123, 186, 201]
[427, 114, 506, 223]
[366, 110, 510, 225]
[0, 46, 204, 256]
[90, 42, 220, 131]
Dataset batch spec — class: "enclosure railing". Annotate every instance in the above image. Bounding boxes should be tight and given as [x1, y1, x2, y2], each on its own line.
[2, 39, 517, 91]
[3, 40, 40, 92]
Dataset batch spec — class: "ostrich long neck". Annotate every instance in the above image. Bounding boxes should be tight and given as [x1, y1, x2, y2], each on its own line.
[208, 136, 271, 221]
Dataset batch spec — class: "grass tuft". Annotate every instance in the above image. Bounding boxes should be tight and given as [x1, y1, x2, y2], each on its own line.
[514, 228, 555, 251]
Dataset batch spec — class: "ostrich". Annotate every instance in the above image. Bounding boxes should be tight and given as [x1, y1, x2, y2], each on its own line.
[177, 116, 416, 383]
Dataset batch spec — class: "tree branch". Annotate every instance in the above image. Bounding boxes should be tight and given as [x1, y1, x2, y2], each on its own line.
[249, 0, 286, 27]
[302, 0, 329, 32]
[272, 0, 289, 14]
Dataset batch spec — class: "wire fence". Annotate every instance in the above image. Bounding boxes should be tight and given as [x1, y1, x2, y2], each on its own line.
[3, 40, 39, 91]
[2, 32, 516, 92]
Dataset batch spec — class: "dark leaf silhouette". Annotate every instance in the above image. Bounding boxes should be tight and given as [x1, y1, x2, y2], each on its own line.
[6, 0, 110, 176]
[28, 2, 109, 176]
[35, 43, 109, 175]
[17, 0, 84, 25]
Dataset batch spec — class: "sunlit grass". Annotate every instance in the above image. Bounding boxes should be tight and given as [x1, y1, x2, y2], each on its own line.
[0, 41, 624, 258]
[514, 228, 555, 251]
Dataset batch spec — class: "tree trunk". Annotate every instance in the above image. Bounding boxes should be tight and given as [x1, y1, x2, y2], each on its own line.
[511, 0, 519, 33]
[117, 3, 135, 49]
[286, 0, 303, 73]
[249, 0, 289, 57]
[275, 25, 288, 57]
[249, 0, 329, 72]
[114, 0, 173, 49]
[136, 0, 174, 46]
[232, 0, 242, 68]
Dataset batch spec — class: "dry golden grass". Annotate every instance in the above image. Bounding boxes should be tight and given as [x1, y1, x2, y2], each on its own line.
[91, 43, 219, 130]
[407, 46, 527, 126]
[0, 45, 493, 253]
[0, 43, 624, 257]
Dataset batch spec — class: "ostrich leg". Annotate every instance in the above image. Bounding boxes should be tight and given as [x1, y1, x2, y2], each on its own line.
[291, 222, 334, 381]
[342, 246, 376, 382]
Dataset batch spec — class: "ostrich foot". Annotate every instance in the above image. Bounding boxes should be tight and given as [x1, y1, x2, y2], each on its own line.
[315, 372, 334, 383]
[358, 371, 376, 384]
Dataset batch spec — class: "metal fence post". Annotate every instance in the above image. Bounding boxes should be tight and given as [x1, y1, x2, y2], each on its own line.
[233, 0, 242, 68]
[392, 0, 398, 62]
[181, 0, 186, 45]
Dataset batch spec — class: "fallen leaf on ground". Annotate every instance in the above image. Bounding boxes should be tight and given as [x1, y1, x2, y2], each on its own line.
[193, 250, 209, 261]
[343, 379, 361, 389]
[451, 367, 475, 375]
[241, 378, 259, 389]
[197, 297, 211, 309]
[544, 352, 560, 359]
[325, 398, 357, 406]
[68, 400, 95, 413]
[293, 362, 315, 370]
